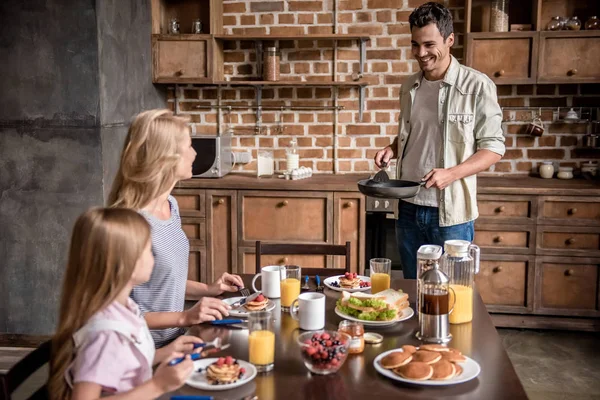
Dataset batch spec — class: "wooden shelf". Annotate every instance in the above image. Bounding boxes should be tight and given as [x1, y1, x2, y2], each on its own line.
[214, 34, 370, 41]
[213, 80, 368, 87]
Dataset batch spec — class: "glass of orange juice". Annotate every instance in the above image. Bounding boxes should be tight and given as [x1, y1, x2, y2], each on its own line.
[248, 311, 275, 372]
[280, 265, 301, 311]
[370, 258, 391, 294]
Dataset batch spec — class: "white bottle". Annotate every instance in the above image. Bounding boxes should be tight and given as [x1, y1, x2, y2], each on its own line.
[286, 138, 299, 173]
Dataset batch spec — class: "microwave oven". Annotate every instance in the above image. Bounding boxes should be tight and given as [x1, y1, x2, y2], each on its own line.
[191, 135, 233, 178]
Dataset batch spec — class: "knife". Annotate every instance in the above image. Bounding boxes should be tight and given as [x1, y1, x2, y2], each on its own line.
[210, 318, 245, 325]
[230, 291, 260, 308]
[168, 344, 231, 366]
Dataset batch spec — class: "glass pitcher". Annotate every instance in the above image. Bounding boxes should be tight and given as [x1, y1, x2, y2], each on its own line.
[441, 240, 480, 324]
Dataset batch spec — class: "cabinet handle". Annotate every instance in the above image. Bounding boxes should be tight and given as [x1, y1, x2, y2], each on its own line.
[568, 69, 577, 76]
[493, 236, 504, 243]
[175, 69, 185, 76]
[566, 238, 576, 245]
[281, 200, 289, 207]
[493, 266, 503, 273]
[495, 206, 506, 213]
[279, 257, 289, 265]
[345, 201, 354, 208]
[567, 208, 577, 215]
[217, 198, 224, 205]
[496, 69, 505, 77]
[565, 269, 574, 276]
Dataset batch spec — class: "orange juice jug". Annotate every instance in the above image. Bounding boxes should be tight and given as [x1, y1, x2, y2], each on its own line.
[440, 240, 480, 324]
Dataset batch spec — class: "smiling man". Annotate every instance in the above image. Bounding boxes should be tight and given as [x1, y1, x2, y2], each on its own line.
[374, 2, 505, 279]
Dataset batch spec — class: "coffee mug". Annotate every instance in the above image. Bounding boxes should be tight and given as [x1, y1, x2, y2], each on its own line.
[290, 292, 325, 330]
[526, 116, 544, 137]
[252, 266, 281, 298]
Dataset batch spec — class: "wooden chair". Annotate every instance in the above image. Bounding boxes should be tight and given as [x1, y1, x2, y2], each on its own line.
[255, 241, 352, 276]
[0, 340, 50, 400]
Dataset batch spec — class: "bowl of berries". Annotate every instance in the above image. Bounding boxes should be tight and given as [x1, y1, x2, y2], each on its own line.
[297, 330, 351, 375]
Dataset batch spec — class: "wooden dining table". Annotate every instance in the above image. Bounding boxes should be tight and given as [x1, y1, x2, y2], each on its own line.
[162, 275, 528, 400]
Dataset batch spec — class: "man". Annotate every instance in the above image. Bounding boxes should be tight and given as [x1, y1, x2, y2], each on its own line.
[374, 2, 505, 279]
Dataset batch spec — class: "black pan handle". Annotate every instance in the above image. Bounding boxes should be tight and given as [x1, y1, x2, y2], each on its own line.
[380, 160, 388, 168]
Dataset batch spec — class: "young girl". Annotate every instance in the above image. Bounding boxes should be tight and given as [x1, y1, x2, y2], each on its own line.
[49, 208, 201, 399]
[108, 109, 244, 348]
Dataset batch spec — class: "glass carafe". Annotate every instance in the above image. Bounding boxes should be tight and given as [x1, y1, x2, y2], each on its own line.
[441, 240, 480, 324]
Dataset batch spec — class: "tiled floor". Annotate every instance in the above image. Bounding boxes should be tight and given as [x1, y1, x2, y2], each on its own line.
[1, 329, 599, 399]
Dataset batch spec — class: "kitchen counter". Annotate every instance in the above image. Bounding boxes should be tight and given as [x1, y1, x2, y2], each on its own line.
[176, 174, 600, 196]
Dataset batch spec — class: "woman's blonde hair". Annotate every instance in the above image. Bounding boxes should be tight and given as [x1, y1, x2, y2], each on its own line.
[108, 109, 190, 210]
[49, 208, 151, 400]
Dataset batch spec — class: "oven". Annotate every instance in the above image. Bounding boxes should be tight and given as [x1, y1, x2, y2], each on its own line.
[365, 197, 403, 271]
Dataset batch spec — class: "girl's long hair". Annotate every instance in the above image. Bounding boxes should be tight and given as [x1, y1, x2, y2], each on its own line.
[108, 109, 190, 210]
[48, 208, 151, 400]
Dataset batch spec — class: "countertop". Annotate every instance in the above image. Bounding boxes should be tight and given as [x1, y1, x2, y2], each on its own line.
[175, 173, 600, 196]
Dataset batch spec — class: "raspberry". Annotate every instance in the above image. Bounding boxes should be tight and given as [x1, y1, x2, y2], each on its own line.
[306, 347, 317, 356]
[321, 333, 331, 340]
[239, 368, 246, 374]
[325, 340, 333, 347]
[331, 358, 339, 366]
[216, 357, 225, 366]
[225, 356, 234, 365]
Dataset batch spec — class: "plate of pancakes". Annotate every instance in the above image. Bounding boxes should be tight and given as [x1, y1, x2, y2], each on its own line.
[187, 356, 257, 391]
[324, 274, 371, 292]
[222, 293, 276, 318]
[373, 344, 481, 386]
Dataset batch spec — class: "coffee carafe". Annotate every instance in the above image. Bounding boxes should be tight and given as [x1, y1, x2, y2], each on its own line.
[416, 260, 454, 344]
[440, 240, 480, 324]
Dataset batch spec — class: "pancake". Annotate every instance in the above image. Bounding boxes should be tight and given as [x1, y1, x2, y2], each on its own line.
[206, 357, 243, 385]
[339, 277, 361, 288]
[453, 363, 463, 377]
[401, 345, 418, 354]
[430, 360, 456, 380]
[394, 362, 434, 381]
[244, 297, 269, 311]
[420, 344, 450, 352]
[411, 350, 442, 364]
[441, 351, 466, 363]
[380, 351, 413, 369]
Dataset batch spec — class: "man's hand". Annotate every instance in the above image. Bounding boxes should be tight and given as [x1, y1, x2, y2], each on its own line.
[374, 146, 394, 168]
[423, 168, 458, 190]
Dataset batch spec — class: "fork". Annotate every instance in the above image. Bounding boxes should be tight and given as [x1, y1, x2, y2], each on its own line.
[236, 284, 251, 298]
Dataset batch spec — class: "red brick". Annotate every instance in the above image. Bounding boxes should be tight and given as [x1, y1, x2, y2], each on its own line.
[548, 123, 588, 134]
[372, 87, 389, 97]
[260, 14, 275, 24]
[376, 112, 391, 123]
[397, 11, 412, 21]
[356, 112, 372, 123]
[251, 2, 284, 12]
[289, 1, 323, 12]
[348, 25, 384, 35]
[385, 75, 407, 85]
[280, 64, 292, 74]
[338, 149, 363, 158]
[498, 98, 525, 107]
[271, 26, 305, 36]
[183, 89, 199, 99]
[397, 36, 411, 47]
[317, 13, 333, 24]
[299, 149, 325, 158]
[338, 161, 352, 171]
[224, 2, 246, 13]
[288, 50, 322, 61]
[375, 137, 393, 147]
[223, 15, 237, 26]
[224, 52, 245, 63]
[371, 62, 389, 73]
[504, 136, 514, 147]
[365, 149, 379, 159]
[386, 125, 399, 135]
[314, 63, 330, 74]
[316, 137, 333, 147]
[278, 14, 295, 24]
[527, 149, 566, 160]
[259, 138, 274, 148]
[317, 113, 333, 123]
[573, 97, 600, 107]
[559, 136, 578, 146]
[376, 10, 393, 22]
[316, 161, 334, 171]
[516, 162, 533, 172]
[205, 114, 217, 123]
[357, 12, 372, 22]
[516, 137, 535, 147]
[309, 125, 334, 135]
[354, 161, 371, 172]
[538, 136, 557, 147]
[339, 13, 354, 23]
[298, 39, 314, 48]
[298, 13, 314, 24]
[231, 27, 267, 35]
[308, 26, 333, 34]
[356, 138, 372, 147]
[392, 62, 409, 73]
[299, 113, 315, 123]
[529, 97, 567, 107]
[581, 84, 600, 95]
[502, 149, 523, 159]
[367, 50, 402, 60]
[240, 137, 256, 146]
[388, 24, 411, 35]
[339, 0, 363, 10]
[237, 64, 253, 75]
[368, 0, 403, 8]
[368, 100, 399, 110]
[316, 88, 332, 98]
[347, 125, 380, 135]
[241, 15, 255, 25]
[535, 85, 556, 95]
[377, 37, 393, 47]
[558, 84, 578, 95]
[294, 63, 310, 74]
[571, 149, 600, 159]
[282, 125, 305, 135]
[494, 162, 512, 172]
[496, 85, 513, 96]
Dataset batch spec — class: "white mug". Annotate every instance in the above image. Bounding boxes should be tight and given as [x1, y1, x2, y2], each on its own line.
[290, 292, 325, 330]
[252, 266, 281, 298]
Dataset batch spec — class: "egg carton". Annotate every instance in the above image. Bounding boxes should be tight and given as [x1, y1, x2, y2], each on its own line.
[282, 167, 313, 180]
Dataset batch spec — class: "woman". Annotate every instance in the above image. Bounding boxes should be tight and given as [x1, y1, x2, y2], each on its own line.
[108, 109, 244, 347]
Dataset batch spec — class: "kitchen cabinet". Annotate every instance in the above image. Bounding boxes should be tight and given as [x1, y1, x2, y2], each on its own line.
[152, 35, 216, 84]
[538, 31, 600, 84]
[334, 193, 365, 274]
[206, 190, 237, 282]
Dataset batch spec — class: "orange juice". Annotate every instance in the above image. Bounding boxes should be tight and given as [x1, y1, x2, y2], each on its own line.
[449, 284, 473, 324]
[249, 330, 275, 366]
[280, 278, 301, 308]
[371, 272, 391, 294]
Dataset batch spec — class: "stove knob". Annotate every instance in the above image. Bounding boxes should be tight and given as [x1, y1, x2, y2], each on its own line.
[384, 200, 390, 208]
[374, 200, 380, 208]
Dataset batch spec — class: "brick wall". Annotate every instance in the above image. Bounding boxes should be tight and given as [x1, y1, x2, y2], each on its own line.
[169, 0, 600, 176]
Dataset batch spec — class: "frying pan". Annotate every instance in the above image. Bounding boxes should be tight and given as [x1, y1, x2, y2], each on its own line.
[357, 178, 426, 199]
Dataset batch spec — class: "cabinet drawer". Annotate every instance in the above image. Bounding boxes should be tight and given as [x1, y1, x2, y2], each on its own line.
[238, 247, 326, 274]
[239, 191, 333, 246]
[474, 226, 533, 254]
[477, 197, 532, 219]
[540, 197, 600, 225]
[181, 218, 206, 246]
[152, 35, 213, 83]
[466, 33, 537, 84]
[172, 189, 206, 218]
[476, 258, 531, 311]
[188, 245, 207, 283]
[542, 232, 600, 251]
[538, 31, 600, 84]
[540, 262, 598, 313]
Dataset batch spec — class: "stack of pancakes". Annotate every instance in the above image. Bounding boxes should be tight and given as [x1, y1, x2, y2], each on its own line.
[206, 361, 242, 385]
[244, 295, 269, 311]
[339, 275, 361, 289]
[379, 344, 466, 381]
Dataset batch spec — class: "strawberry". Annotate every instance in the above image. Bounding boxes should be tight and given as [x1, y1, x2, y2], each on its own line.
[255, 294, 266, 302]
[325, 340, 333, 347]
[321, 332, 331, 340]
[306, 346, 317, 356]
[225, 356, 234, 365]
[216, 357, 225, 366]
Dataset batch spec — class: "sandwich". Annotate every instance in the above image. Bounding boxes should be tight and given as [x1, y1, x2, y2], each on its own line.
[376, 289, 409, 311]
[336, 291, 398, 321]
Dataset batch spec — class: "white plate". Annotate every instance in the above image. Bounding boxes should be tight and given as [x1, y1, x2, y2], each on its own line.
[373, 349, 481, 386]
[334, 306, 414, 327]
[186, 358, 257, 391]
[222, 296, 276, 318]
[324, 275, 371, 292]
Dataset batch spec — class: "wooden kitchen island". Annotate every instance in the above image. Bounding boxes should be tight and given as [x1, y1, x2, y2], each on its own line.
[173, 174, 600, 331]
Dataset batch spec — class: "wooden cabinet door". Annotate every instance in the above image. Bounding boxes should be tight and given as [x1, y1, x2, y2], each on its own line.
[188, 245, 207, 283]
[207, 190, 237, 281]
[237, 247, 326, 275]
[152, 35, 213, 83]
[172, 189, 206, 218]
[466, 32, 538, 84]
[538, 31, 600, 84]
[238, 191, 333, 247]
[181, 217, 206, 246]
[334, 193, 365, 274]
[536, 257, 600, 317]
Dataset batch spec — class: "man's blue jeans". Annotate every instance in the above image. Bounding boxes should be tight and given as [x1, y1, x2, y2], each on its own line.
[395, 201, 474, 280]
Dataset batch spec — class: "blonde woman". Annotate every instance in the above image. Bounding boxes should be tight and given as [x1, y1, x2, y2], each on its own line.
[49, 208, 200, 399]
[108, 109, 244, 348]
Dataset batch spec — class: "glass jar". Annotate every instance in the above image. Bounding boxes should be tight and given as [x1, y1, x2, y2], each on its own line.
[546, 16, 562, 31]
[338, 320, 364, 354]
[263, 47, 280, 81]
[581, 161, 598, 177]
[490, 0, 509, 32]
[557, 166, 574, 179]
[585, 16, 600, 30]
[168, 17, 180, 34]
[539, 161, 554, 179]
[566, 16, 581, 31]
[192, 19, 202, 34]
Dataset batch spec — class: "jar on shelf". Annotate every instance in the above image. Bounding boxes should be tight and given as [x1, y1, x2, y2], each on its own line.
[546, 16, 562, 31]
[263, 47, 280, 81]
[581, 161, 598, 177]
[557, 166, 574, 180]
[585, 16, 599, 30]
[566, 16, 581, 31]
[490, 0, 509, 32]
[168, 17, 180, 34]
[539, 161, 554, 179]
